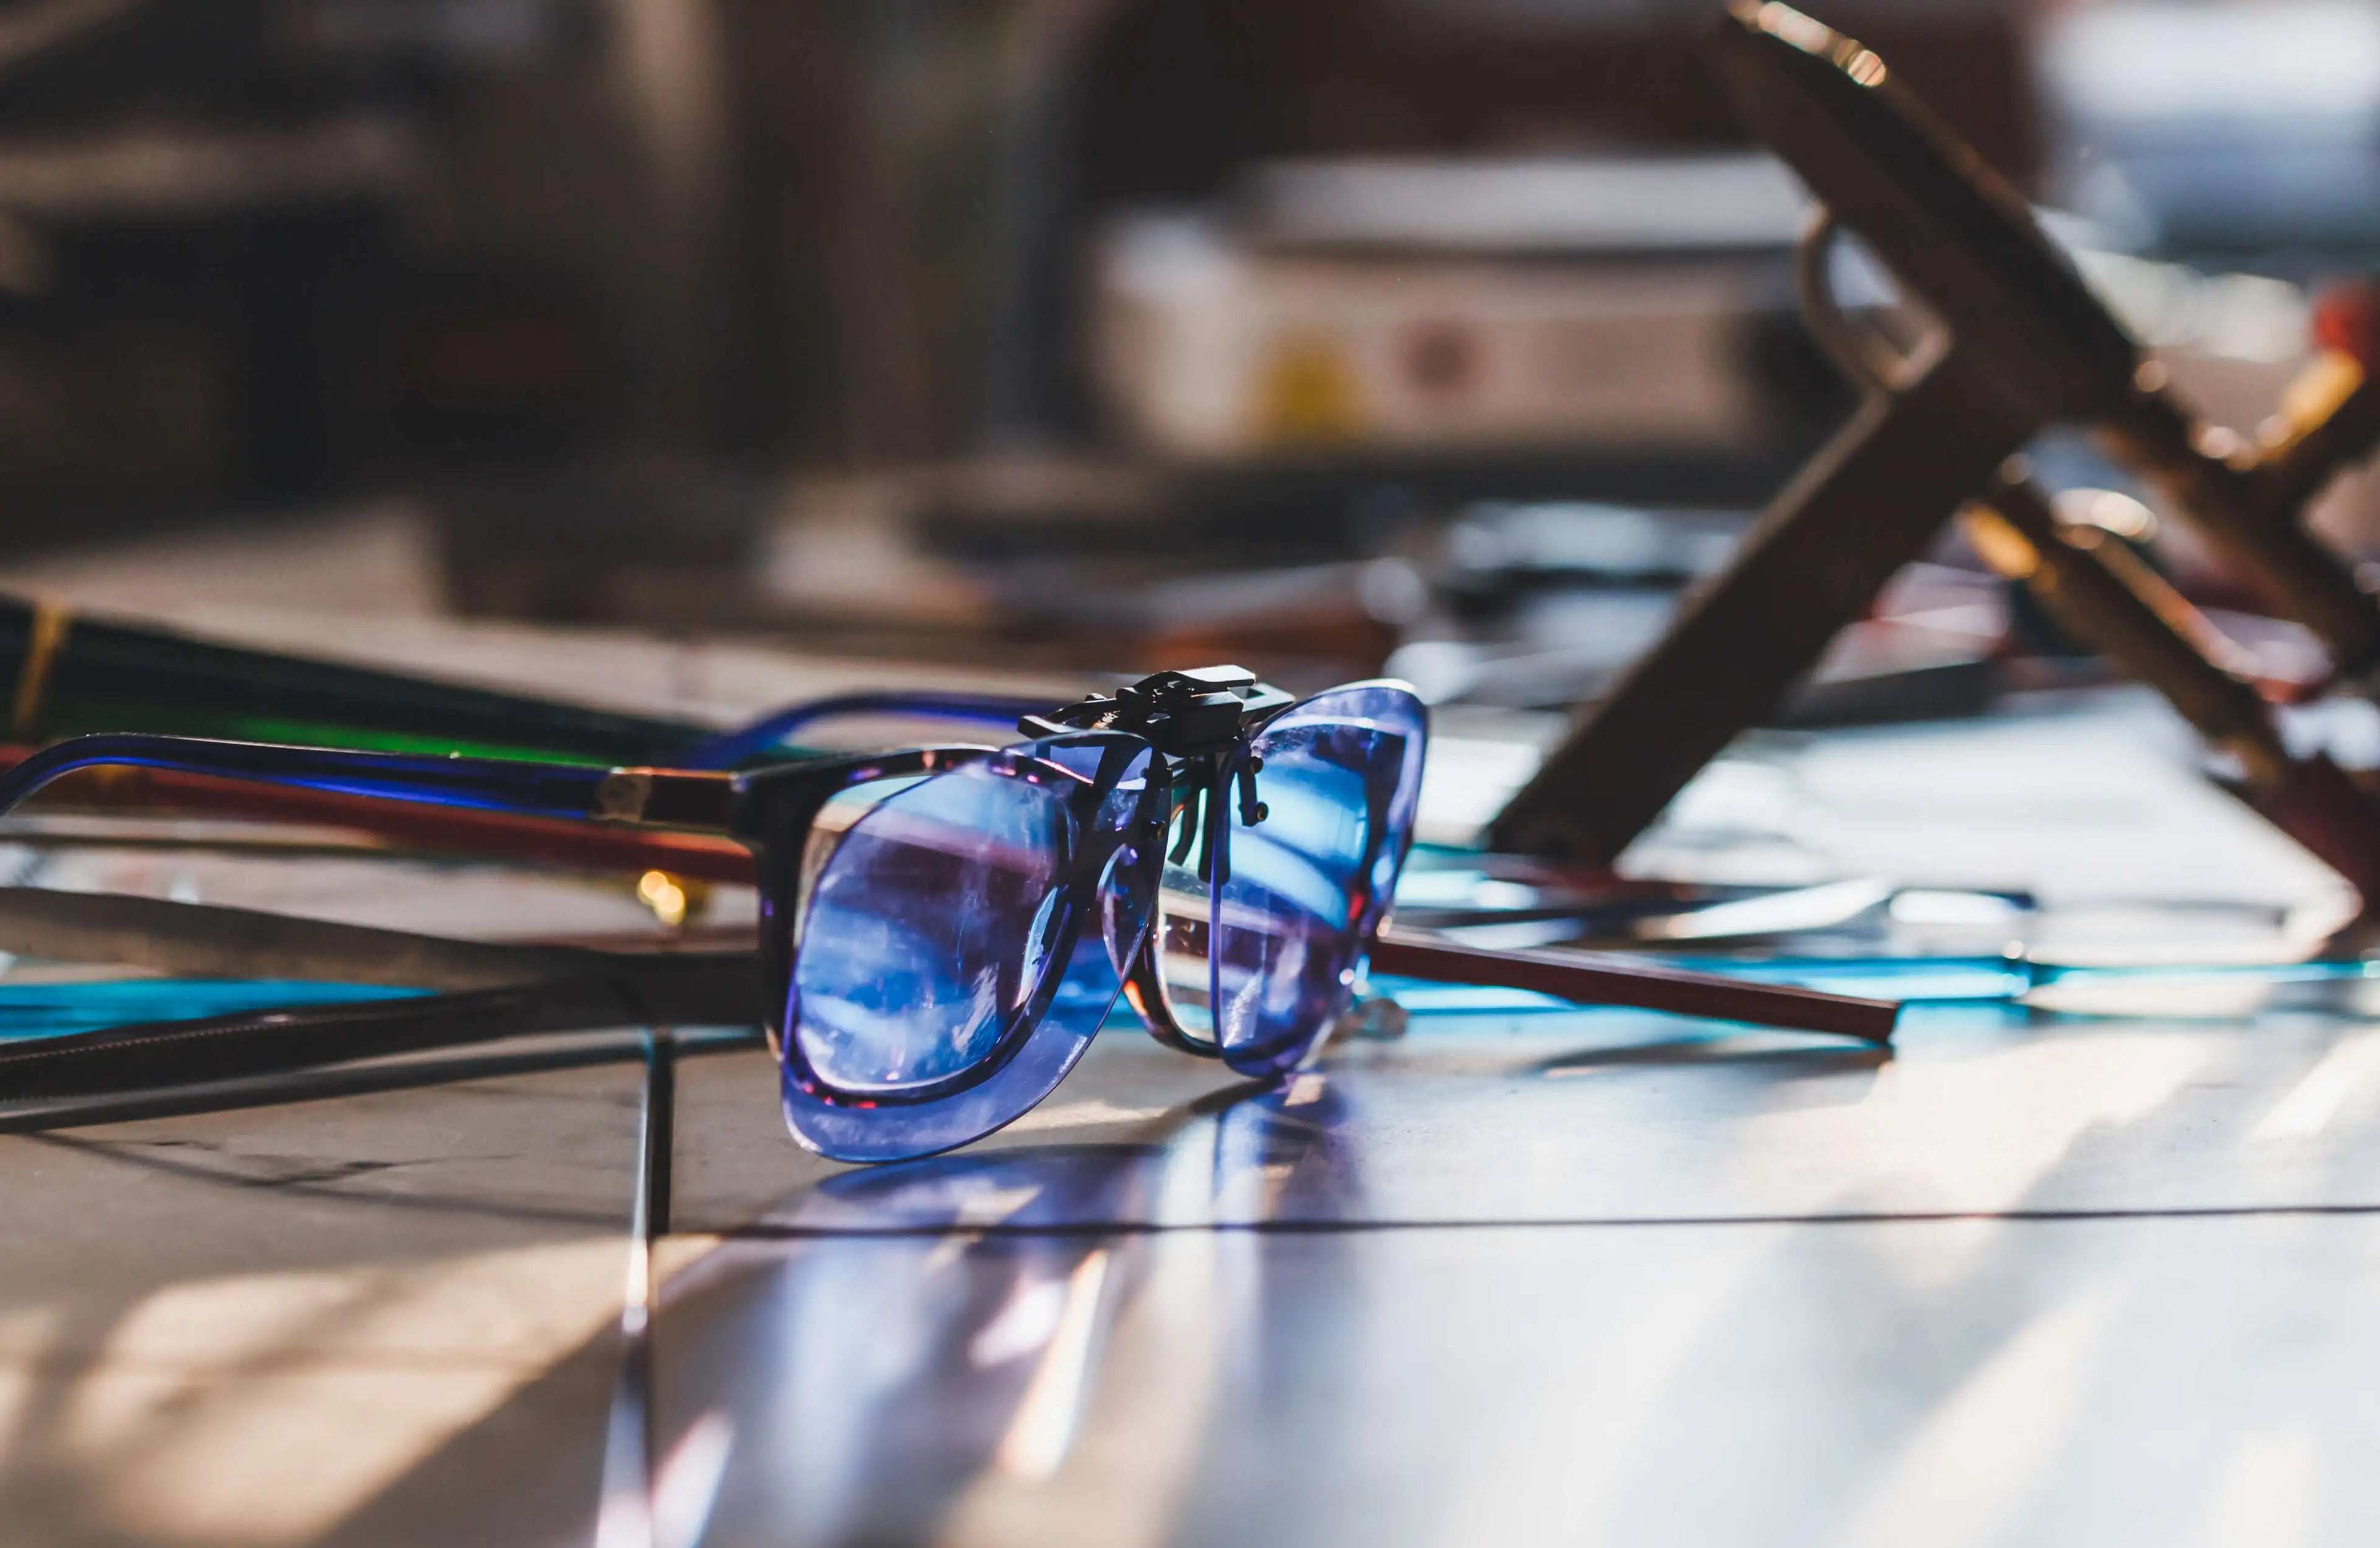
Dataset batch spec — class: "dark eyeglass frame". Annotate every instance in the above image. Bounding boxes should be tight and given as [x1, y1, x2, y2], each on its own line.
[0, 669, 1391, 1133]
[0, 732, 1119, 1067]
[0, 666, 1900, 1160]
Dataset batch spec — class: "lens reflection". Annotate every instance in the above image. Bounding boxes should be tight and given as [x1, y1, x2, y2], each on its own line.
[778, 737, 1163, 1163]
[791, 760, 1075, 1094]
[1153, 685, 1426, 1074]
[1152, 809, 1219, 1039]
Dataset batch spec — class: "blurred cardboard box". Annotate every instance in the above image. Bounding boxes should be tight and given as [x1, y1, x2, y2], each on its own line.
[1095, 219, 1780, 460]
[1090, 156, 1818, 464]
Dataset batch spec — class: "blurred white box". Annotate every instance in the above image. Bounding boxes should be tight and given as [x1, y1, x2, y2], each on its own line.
[1091, 213, 1783, 462]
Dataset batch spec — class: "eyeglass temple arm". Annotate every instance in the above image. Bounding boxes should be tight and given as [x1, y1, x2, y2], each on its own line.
[0, 887, 763, 1106]
[1371, 928, 1899, 1045]
[0, 742, 753, 881]
[0, 742, 1896, 1044]
[0, 734, 739, 833]
[687, 691, 1059, 768]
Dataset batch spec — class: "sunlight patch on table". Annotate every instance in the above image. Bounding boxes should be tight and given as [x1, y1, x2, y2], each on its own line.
[55, 1236, 627, 1547]
[2252, 1034, 2380, 1142]
[1431, 1231, 1773, 1547]
[2193, 1424, 2317, 1548]
[1829, 1285, 2125, 1548]
[1748, 1032, 2211, 1221]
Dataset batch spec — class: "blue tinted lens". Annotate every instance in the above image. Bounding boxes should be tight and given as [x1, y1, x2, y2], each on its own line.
[1150, 812, 1220, 1041]
[1209, 685, 1426, 1074]
[790, 760, 1075, 1094]
[1035, 738, 1160, 978]
[780, 737, 1158, 1163]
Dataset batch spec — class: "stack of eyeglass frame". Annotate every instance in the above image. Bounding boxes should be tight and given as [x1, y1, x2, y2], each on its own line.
[0, 613, 1902, 1144]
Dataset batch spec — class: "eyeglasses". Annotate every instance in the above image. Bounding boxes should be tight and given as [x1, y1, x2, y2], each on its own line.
[0, 666, 1898, 1163]
[0, 588, 1062, 766]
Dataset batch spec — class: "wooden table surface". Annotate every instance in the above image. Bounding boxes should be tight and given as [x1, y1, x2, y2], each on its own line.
[12, 995, 2380, 1547]
[0, 587, 2370, 1545]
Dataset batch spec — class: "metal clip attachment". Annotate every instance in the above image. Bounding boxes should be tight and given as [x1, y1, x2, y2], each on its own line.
[1021, 666, 1295, 884]
[1018, 665, 1293, 756]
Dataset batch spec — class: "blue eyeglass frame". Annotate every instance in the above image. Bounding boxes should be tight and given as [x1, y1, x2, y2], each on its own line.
[0, 669, 1429, 1161]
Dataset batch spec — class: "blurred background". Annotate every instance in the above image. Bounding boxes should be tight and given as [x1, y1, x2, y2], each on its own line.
[0, 0, 2376, 715]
